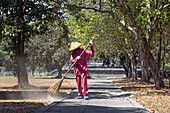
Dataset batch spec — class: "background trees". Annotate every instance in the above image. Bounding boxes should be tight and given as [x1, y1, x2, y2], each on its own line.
[0, 0, 64, 88]
[0, 41, 12, 72]
[0, 0, 169, 89]
[27, 19, 70, 78]
[66, 0, 170, 89]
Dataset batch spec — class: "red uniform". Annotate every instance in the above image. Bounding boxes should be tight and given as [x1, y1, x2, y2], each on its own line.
[71, 46, 94, 96]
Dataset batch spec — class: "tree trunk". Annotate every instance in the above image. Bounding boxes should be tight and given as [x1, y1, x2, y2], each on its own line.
[31, 65, 35, 76]
[120, 55, 128, 77]
[17, 32, 29, 88]
[141, 57, 150, 83]
[12, 0, 29, 88]
[128, 49, 137, 81]
[131, 54, 137, 81]
[160, 32, 168, 86]
[126, 56, 132, 78]
[140, 43, 150, 83]
[141, 38, 164, 89]
[54, 61, 62, 78]
[148, 52, 164, 89]
[57, 68, 62, 78]
[17, 55, 29, 88]
[122, 64, 128, 78]
[157, 34, 162, 69]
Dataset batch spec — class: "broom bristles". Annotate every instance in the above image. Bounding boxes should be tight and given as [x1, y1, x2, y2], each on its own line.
[48, 79, 64, 94]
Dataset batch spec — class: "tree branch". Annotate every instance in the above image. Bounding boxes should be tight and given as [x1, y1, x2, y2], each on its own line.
[161, 3, 170, 10]
[112, 1, 138, 28]
[152, 3, 170, 25]
[75, 6, 138, 37]
[99, 0, 101, 10]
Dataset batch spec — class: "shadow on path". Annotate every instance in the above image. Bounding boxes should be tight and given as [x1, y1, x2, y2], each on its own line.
[34, 77, 149, 113]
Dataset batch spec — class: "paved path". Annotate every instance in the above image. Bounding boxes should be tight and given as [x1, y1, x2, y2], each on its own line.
[35, 77, 149, 113]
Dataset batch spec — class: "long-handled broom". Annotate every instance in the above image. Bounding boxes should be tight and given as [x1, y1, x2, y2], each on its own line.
[48, 36, 96, 94]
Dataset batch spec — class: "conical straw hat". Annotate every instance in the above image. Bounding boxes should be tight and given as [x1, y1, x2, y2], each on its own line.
[69, 42, 81, 51]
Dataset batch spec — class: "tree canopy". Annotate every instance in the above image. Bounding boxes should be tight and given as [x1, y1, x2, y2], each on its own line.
[0, 0, 169, 89]
[0, 0, 65, 88]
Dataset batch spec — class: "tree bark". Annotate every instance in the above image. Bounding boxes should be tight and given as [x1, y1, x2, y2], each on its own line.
[140, 43, 150, 83]
[127, 48, 137, 81]
[120, 55, 128, 77]
[148, 52, 164, 89]
[141, 57, 150, 83]
[31, 66, 35, 76]
[126, 56, 132, 78]
[54, 61, 62, 78]
[122, 64, 128, 78]
[157, 32, 162, 69]
[141, 38, 164, 89]
[57, 68, 62, 78]
[17, 55, 29, 88]
[17, 32, 29, 88]
[131, 53, 137, 81]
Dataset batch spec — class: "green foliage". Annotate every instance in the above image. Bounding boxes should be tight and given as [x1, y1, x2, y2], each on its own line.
[67, 0, 169, 71]
[0, 0, 63, 39]
[67, 8, 138, 59]
[0, 0, 65, 79]
[0, 49, 8, 66]
[0, 41, 12, 70]
[165, 63, 170, 71]
[27, 19, 70, 74]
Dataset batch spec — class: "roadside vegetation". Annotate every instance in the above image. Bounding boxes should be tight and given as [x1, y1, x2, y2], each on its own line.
[109, 77, 170, 113]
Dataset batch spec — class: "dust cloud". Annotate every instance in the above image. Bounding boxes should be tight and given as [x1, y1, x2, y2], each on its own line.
[5, 89, 65, 103]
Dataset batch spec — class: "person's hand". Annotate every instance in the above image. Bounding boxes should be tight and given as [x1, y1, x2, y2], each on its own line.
[76, 56, 81, 60]
[89, 40, 93, 45]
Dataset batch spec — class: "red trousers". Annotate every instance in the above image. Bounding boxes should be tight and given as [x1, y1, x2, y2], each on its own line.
[76, 73, 88, 96]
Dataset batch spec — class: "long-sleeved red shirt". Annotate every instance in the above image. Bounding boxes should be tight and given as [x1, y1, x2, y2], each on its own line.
[70, 46, 94, 76]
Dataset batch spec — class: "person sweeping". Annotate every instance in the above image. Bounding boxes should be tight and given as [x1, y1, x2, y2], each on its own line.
[69, 40, 94, 100]
[48, 36, 96, 94]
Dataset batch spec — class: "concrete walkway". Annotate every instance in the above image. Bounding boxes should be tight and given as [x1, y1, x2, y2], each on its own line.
[35, 77, 149, 113]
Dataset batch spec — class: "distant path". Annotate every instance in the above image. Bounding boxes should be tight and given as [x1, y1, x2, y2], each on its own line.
[34, 77, 148, 113]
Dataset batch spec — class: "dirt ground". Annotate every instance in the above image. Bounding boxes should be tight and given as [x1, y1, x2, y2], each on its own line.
[109, 77, 170, 113]
[1, 76, 169, 113]
[0, 76, 79, 113]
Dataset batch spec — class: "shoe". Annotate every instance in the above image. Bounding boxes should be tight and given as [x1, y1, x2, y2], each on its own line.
[84, 95, 89, 100]
[75, 96, 83, 99]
